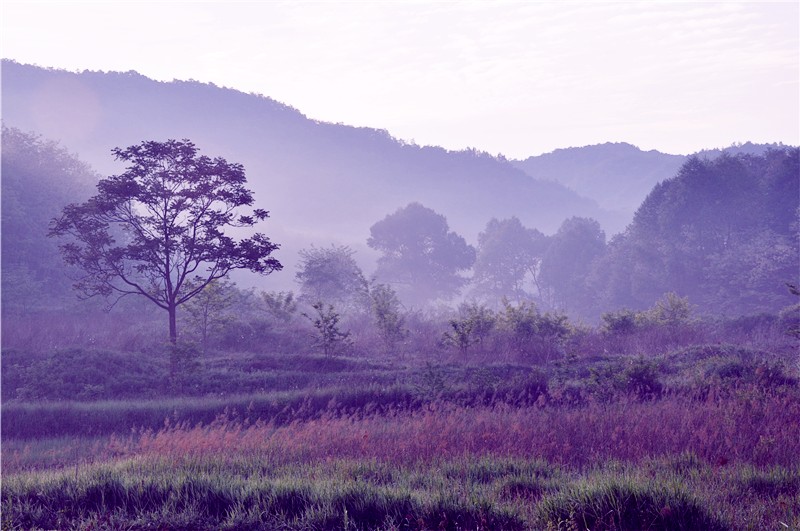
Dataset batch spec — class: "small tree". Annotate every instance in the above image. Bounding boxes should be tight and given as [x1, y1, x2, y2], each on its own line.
[443, 303, 496, 362]
[181, 278, 237, 353]
[370, 283, 407, 356]
[49, 139, 281, 345]
[461, 302, 496, 352]
[303, 302, 351, 356]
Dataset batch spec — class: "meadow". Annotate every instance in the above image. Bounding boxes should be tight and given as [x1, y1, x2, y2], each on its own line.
[2, 310, 799, 530]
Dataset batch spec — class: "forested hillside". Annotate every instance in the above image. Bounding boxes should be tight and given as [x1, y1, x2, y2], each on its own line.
[3, 61, 798, 322]
[1, 60, 618, 286]
[588, 149, 799, 319]
[1, 127, 97, 312]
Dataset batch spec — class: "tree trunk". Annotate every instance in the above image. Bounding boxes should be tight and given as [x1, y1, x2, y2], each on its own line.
[168, 305, 178, 344]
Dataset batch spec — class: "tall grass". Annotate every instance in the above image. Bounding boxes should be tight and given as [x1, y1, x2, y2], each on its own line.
[2, 457, 528, 530]
[1, 310, 163, 352]
[4, 455, 796, 530]
[90, 389, 799, 469]
[1, 385, 418, 439]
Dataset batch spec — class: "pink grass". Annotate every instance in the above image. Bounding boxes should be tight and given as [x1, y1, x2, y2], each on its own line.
[110, 388, 800, 468]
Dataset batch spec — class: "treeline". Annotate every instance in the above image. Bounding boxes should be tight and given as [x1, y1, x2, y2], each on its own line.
[2, 125, 798, 335]
[286, 146, 798, 323]
[469, 148, 799, 320]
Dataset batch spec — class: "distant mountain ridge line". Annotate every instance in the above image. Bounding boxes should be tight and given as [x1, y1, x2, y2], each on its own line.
[1, 60, 790, 293]
[6, 60, 780, 167]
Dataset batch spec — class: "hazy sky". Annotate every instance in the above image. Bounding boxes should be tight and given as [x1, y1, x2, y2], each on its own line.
[2, 1, 798, 158]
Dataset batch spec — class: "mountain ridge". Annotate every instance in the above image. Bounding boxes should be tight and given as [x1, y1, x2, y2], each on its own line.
[1, 60, 622, 290]
[3, 60, 789, 292]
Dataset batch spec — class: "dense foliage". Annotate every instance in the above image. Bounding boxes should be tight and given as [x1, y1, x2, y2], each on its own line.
[368, 202, 476, 305]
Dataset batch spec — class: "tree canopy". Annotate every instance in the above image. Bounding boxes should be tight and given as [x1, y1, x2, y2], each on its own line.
[594, 148, 799, 317]
[471, 217, 548, 305]
[367, 202, 475, 305]
[49, 139, 282, 342]
[539, 217, 606, 316]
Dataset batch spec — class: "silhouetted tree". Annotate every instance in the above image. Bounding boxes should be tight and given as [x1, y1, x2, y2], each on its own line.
[50, 139, 281, 344]
[368, 202, 475, 305]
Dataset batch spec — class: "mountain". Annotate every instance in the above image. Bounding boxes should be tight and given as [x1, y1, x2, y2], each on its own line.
[511, 142, 686, 214]
[511, 141, 793, 217]
[1, 61, 622, 290]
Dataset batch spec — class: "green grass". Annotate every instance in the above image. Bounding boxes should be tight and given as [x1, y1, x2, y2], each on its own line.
[3, 456, 797, 530]
[3, 340, 799, 529]
[535, 474, 726, 530]
[4, 344, 798, 441]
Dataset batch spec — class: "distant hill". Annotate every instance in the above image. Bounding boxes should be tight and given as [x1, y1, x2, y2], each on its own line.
[511, 141, 792, 216]
[4, 61, 788, 295]
[511, 143, 686, 213]
[2, 61, 622, 289]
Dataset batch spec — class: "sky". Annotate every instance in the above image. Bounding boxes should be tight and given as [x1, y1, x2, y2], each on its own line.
[1, 1, 798, 158]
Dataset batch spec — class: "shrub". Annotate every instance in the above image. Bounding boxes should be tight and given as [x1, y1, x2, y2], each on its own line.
[703, 358, 749, 380]
[622, 358, 663, 400]
[641, 292, 694, 327]
[601, 309, 639, 336]
[498, 300, 570, 363]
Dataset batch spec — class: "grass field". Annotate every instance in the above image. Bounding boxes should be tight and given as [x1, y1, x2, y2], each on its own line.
[3, 320, 799, 529]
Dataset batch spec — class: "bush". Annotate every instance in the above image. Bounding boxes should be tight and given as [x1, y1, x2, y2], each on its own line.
[641, 292, 694, 327]
[497, 301, 571, 363]
[622, 358, 663, 400]
[601, 309, 639, 336]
